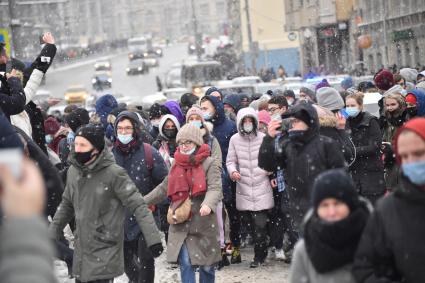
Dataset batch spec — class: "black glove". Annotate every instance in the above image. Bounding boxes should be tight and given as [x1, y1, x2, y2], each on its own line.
[149, 243, 164, 258]
[31, 43, 57, 73]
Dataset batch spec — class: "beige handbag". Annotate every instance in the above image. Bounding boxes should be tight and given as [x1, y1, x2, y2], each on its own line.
[167, 197, 192, 225]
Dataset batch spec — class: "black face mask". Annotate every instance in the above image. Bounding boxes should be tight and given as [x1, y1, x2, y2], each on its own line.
[75, 150, 95, 165]
[163, 128, 177, 139]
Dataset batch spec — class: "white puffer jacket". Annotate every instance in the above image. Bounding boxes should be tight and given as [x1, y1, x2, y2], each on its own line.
[10, 69, 44, 137]
[226, 107, 274, 211]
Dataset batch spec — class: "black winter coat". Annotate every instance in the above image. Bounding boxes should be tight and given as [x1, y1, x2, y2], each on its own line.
[346, 112, 385, 199]
[347, 111, 383, 173]
[0, 76, 26, 121]
[259, 104, 346, 226]
[353, 175, 425, 283]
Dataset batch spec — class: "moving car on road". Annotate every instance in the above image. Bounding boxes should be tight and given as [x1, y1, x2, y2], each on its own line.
[92, 71, 112, 90]
[94, 59, 112, 72]
[64, 85, 89, 104]
[126, 59, 149, 75]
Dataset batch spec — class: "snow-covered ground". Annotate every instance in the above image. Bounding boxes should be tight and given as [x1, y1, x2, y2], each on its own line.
[55, 245, 290, 283]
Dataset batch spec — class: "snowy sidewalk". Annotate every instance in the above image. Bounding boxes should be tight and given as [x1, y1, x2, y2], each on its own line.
[55, 245, 290, 283]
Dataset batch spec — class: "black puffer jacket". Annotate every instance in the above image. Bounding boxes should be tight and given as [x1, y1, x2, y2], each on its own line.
[353, 175, 425, 283]
[259, 103, 346, 225]
[346, 111, 383, 173]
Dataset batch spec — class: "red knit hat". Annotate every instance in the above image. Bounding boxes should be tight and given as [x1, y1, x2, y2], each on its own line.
[44, 117, 60, 135]
[393, 118, 425, 163]
[374, 69, 395, 91]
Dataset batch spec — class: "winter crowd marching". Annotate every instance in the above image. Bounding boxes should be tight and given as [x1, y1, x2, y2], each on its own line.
[1, 32, 425, 283]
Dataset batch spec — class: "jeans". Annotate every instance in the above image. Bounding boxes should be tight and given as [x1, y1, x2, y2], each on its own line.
[178, 242, 215, 283]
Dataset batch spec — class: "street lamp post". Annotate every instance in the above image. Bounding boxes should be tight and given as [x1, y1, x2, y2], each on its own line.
[244, 0, 256, 73]
[190, 0, 202, 61]
[8, 0, 19, 58]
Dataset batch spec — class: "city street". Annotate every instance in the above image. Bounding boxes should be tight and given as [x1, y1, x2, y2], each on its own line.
[43, 43, 188, 101]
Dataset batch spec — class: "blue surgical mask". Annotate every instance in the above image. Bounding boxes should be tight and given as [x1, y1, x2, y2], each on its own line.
[45, 135, 53, 144]
[180, 147, 196, 155]
[67, 131, 75, 145]
[117, 134, 134, 145]
[401, 160, 425, 186]
[203, 112, 212, 121]
[190, 121, 203, 129]
[346, 107, 360, 117]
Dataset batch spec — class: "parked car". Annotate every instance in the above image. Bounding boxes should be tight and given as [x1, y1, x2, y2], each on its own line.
[232, 76, 263, 85]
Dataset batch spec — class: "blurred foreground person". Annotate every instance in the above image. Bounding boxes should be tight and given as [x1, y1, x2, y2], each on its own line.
[0, 158, 57, 283]
[353, 118, 425, 283]
[289, 169, 371, 283]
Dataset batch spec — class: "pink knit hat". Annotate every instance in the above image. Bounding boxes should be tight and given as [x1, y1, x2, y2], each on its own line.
[185, 106, 205, 123]
[258, 110, 271, 126]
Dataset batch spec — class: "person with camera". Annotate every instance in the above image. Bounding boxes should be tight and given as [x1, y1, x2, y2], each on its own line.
[258, 103, 346, 261]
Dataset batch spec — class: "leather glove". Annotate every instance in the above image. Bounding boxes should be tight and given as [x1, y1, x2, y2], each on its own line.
[149, 243, 164, 258]
[31, 44, 57, 73]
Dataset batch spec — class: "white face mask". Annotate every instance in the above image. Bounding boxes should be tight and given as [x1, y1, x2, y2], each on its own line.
[180, 147, 196, 155]
[243, 122, 254, 133]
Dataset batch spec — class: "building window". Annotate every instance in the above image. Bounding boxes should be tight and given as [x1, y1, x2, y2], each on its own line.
[216, 1, 225, 12]
[200, 3, 209, 18]
[414, 46, 421, 67]
[396, 45, 403, 67]
[377, 53, 383, 69]
[405, 43, 411, 67]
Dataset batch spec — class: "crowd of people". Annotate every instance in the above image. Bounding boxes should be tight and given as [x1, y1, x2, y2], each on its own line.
[1, 31, 425, 283]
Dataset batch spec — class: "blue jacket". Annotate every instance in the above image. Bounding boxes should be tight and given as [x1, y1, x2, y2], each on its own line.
[95, 94, 118, 129]
[112, 111, 168, 241]
[202, 95, 237, 201]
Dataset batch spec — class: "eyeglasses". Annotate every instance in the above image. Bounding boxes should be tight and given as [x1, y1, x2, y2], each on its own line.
[268, 107, 280, 113]
[178, 141, 194, 147]
[117, 126, 134, 132]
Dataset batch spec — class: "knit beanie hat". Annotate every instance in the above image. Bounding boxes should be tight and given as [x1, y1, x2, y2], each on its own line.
[315, 79, 331, 90]
[186, 106, 205, 124]
[205, 87, 223, 100]
[312, 169, 360, 212]
[65, 108, 90, 132]
[341, 77, 354, 90]
[76, 124, 105, 152]
[149, 103, 169, 120]
[176, 124, 204, 146]
[400, 68, 418, 83]
[44, 117, 60, 135]
[374, 69, 395, 91]
[316, 87, 345, 111]
[258, 110, 271, 125]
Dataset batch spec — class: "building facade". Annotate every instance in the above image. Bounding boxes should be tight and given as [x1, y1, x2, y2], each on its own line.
[229, 0, 301, 76]
[356, 0, 425, 73]
[285, 0, 355, 75]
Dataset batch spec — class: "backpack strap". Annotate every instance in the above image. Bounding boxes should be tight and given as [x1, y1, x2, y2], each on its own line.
[143, 143, 153, 171]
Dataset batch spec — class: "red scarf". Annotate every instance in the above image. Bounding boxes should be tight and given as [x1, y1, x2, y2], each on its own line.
[167, 144, 210, 203]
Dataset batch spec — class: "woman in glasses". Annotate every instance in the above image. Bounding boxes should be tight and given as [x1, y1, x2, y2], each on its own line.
[144, 124, 222, 283]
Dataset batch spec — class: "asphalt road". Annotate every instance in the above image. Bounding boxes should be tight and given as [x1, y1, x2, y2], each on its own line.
[43, 43, 188, 101]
